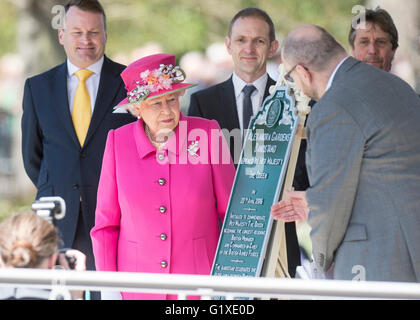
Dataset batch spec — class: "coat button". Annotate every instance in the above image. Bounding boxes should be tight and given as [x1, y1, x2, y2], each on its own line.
[157, 153, 165, 161]
[159, 206, 167, 213]
[158, 178, 166, 186]
[73, 184, 79, 190]
[161, 260, 168, 268]
[160, 233, 167, 241]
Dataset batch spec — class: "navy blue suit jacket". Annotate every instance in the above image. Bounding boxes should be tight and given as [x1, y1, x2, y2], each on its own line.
[188, 76, 303, 277]
[21, 56, 135, 249]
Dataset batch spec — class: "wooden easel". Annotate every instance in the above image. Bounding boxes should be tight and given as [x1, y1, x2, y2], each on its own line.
[261, 112, 307, 278]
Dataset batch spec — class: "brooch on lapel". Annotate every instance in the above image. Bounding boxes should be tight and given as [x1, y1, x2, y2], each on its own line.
[187, 140, 199, 157]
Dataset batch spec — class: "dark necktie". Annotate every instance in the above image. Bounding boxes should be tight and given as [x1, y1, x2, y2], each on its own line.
[242, 84, 256, 134]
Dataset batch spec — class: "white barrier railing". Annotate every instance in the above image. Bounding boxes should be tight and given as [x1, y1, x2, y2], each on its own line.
[0, 268, 419, 300]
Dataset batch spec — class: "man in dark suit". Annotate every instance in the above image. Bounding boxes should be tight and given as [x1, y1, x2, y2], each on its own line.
[188, 7, 302, 277]
[21, 0, 135, 272]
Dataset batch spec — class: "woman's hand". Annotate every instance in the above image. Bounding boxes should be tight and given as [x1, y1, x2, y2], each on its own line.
[57, 249, 87, 300]
[57, 249, 86, 271]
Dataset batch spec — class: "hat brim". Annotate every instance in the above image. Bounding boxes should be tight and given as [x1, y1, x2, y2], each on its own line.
[114, 83, 197, 110]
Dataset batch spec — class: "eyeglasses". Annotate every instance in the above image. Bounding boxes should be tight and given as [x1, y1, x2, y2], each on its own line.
[284, 64, 297, 82]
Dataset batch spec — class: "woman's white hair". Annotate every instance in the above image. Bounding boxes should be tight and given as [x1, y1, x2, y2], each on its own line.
[126, 90, 186, 118]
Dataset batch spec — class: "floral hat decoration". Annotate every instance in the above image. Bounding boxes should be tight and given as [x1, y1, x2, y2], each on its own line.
[115, 53, 196, 109]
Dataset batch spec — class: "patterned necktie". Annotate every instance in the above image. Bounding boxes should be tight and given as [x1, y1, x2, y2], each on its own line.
[72, 69, 93, 146]
[242, 84, 256, 135]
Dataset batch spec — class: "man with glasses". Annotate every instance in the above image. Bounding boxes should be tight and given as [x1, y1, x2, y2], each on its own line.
[270, 24, 420, 282]
[284, 65, 297, 82]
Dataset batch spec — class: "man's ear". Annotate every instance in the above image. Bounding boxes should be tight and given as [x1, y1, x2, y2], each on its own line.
[297, 65, 311, 83]
[350, 45, 356, 58]
[225, 36, 232, 55]
[268, 39, 279, 59]
[58, 29, 64, 46]
[389, 48, 396, 64]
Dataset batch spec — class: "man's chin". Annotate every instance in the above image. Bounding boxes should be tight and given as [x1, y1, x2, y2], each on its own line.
[75, 54, 101, 66]
[366, 61, 383, 70]
[238, 64, 263, 75]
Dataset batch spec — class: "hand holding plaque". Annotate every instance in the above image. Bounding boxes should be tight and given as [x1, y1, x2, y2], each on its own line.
[270, 190, 309, 222]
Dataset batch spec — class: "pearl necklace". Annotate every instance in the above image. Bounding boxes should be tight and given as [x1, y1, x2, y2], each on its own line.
[144, 125, 167, 150]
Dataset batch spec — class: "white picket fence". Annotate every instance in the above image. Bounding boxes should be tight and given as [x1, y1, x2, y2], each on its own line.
[0, 268, 420, 300]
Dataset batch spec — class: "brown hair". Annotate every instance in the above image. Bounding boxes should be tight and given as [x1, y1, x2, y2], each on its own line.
[228, 7, 276, 43]
[348, 8, 398, 50]
[0, 212, 59, 268]
[65, 0, 107, 30]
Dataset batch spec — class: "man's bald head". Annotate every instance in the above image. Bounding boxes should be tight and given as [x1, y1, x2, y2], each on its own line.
[282, 25, 347, 72]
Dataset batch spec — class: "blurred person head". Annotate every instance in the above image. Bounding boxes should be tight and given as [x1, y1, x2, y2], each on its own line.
[130, 42, 164, 61]
[180, 51, 214, 85]
[349, 8, 398, 72]
[115, 54, 196, 145]
[0, 54, 24, 80]
[225, 7, 279, 83]
[58, 0, 107, 69]
[205, 42, 232, 83]
[0, 212, 59, 269]
[281, 24, 348, 101]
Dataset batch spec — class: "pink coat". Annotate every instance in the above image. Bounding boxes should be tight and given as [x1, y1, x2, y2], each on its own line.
[91, 114, 235, 299]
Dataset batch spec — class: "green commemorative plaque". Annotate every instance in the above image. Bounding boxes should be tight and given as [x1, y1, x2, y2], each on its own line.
[211, 86, 298, 277]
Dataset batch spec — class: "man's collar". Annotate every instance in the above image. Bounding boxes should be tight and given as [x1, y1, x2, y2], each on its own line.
[67, 56, 105, 77]
[325, 56, 350, 92]
[232, 72, 268, 98]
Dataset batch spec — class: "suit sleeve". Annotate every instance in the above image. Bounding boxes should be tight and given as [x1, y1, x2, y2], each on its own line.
[21, 79, 43, 186]
[208, 120, 235, 223]
[306, 101, 364, 271]
[90, 130, 121, 271]
[187, 93, 204, 117]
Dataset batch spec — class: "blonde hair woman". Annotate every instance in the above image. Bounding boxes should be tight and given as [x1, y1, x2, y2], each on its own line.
[0, 212, 85, 299]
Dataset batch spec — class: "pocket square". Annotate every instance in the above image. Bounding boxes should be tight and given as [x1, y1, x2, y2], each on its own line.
[112, 107, 128, 114]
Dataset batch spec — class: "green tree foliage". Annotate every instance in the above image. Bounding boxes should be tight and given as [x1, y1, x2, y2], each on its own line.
[0, 0, 364, 60]
[0, 1, 17, 57]
[103, 0, 363, 58]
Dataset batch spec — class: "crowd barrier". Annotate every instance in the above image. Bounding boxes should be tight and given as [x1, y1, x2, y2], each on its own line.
[1, 268, 420, 300]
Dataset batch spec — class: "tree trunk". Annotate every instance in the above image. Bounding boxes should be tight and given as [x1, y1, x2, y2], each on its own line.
[15, 0, 65, 78]
[5, 0, 65, 198]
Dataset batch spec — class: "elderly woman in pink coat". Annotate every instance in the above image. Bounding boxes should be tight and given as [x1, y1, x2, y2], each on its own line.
[90, 53, 235, 300]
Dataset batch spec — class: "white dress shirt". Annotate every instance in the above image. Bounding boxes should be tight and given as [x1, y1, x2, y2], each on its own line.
[66, 56, 104, 114]
[325, 56, 350, 92]
[232, 72, 268, 134]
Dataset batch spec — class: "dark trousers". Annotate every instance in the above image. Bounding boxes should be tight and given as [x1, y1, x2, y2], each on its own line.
[72, 205, 100, 300]
[72, 207, 95, 271]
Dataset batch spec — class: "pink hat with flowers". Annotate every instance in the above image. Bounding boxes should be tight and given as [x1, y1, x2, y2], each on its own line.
[116, 53, 196, 108]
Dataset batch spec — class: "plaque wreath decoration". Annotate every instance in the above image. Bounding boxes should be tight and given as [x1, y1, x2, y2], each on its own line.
[212, 62, 312, 280]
